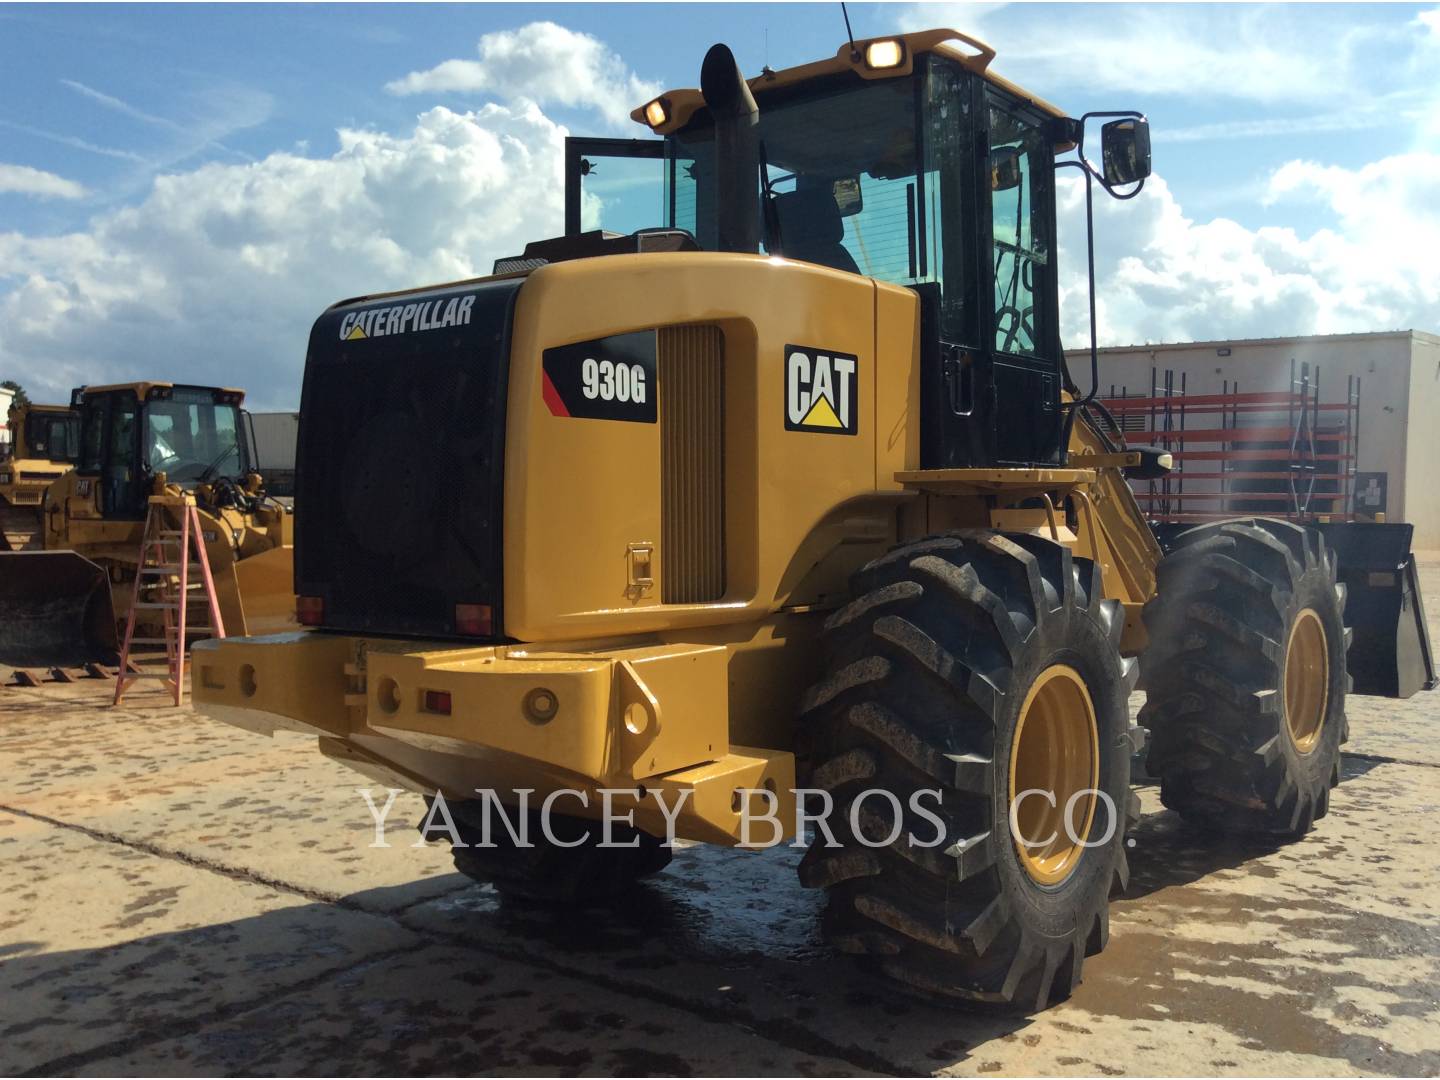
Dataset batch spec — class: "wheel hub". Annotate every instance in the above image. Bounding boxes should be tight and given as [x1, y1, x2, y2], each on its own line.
[1284, 608, 1329, 754]
[1009, 664, 1100, 886]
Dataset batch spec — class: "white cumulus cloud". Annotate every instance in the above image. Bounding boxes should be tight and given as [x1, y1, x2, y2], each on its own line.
[2, 17, 1437, 416]
[905, 2, 1435, 107]
[385, 21, 659, 130]
[1055, 154, 1440, 348]
[0, 163, 87, 200]
[0, 103, 566, 408]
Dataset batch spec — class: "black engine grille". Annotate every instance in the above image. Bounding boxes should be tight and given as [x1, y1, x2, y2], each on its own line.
[295, 278, 522, 638]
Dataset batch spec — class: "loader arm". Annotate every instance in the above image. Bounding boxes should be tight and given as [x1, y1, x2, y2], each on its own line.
[1065, 410, 1164, 649]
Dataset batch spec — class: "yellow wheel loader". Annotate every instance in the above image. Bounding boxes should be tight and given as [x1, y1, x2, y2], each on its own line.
[0, 401, 78, 550]
[191, 29, 1435, 1009]
[0, 382, 295, 682]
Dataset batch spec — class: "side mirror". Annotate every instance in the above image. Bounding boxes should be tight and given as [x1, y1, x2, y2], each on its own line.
[1100, 117, 1151, 186]
[831, 176, 863, 216]
[990, 147, 1023, 192]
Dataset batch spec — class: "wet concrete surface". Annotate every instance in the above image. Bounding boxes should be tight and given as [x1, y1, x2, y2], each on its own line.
[2, 559, 1439, 1076]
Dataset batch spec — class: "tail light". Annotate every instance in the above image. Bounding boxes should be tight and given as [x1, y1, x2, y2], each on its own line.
[422, 690, 452, 715]
[296, 595, 324, 626]
[454, 603, 493, 636]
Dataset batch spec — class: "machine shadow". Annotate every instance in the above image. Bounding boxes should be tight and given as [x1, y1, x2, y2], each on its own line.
[2, 852, 1034, 1077]
[22, 762, 1392, 1075]
[429, 842, 1038, 1072]
[1121, 803, 1285, 900]
[26, 782, 1371, 1078]
[1120, 750, 1383, 900]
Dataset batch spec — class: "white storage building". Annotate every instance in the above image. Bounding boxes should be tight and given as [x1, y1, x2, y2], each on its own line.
[0, 384, 14, 454]
[1076, 330, 1440, 548]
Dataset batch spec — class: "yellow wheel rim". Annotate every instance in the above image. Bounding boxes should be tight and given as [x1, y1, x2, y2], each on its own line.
[1008, 664, 1100, 886]
[1284, 608, 1329, 754]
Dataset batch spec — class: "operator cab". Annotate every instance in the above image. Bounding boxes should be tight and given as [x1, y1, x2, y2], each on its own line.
[72, 384, 250, 518]
[565, 29, 1150, 469]
[12, 407, 79, 464]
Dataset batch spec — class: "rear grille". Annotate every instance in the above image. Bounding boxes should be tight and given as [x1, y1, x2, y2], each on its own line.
[660, 325, 726, 604]
[295, 278, 520, 638]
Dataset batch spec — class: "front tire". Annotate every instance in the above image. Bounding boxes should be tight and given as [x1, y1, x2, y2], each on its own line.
[1139, 519, 1349, 836]
[798, 531, 1136, 1010]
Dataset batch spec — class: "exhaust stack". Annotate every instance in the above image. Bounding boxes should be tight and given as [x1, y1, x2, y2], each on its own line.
[700, 43, 760, 255]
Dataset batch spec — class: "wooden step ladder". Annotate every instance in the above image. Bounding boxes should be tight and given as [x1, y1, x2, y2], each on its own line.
[113, 495, 226, 706]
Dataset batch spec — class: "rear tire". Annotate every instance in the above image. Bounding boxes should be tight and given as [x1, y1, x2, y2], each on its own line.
[1139, 519, 1349, 836]
[435, 801, 673, 905]
[798, 531, 1137, 1010]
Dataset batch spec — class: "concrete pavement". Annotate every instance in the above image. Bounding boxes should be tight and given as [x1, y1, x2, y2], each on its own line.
[3, 561, 1439, 1076]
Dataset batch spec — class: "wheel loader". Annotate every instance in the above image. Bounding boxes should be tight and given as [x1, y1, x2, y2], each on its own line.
[190, 29, 1436, 1009]
[0, 400, 78, 550]
[0, 382, 295, 682]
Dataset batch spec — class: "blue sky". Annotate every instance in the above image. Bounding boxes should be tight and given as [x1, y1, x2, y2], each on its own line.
[2, 3, 1438, 408]
[4, 3, 1430, 234]
[3, 4, 867, 230]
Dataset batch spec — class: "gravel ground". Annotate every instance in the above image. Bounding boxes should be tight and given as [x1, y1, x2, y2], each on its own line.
[2, 558, 1438, 1077]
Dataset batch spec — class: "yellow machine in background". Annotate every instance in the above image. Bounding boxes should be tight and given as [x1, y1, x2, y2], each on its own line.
[0, 401, 77, 550]
[191, 29, 1433, 1009]
[0, 382, 294, 681]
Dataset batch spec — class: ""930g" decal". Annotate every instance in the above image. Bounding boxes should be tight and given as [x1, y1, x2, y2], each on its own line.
[542, 331, 657, 423]
[581, 357, 647, 405]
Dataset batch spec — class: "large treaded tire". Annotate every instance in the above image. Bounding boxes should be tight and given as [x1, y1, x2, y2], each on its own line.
[1139, 518, 1349, 836]
[797, 530, 1136, 1011]
[435, 801, 672, 905]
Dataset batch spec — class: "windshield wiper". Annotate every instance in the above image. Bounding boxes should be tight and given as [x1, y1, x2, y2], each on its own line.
[197, 444, 241, 484]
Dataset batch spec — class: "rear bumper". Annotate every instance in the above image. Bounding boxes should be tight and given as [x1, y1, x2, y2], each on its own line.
[191, 631, 796, 845]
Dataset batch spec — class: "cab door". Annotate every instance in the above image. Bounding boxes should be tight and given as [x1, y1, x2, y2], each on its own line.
[79, 390, 145, 519]
[981, 89, 1062, 465]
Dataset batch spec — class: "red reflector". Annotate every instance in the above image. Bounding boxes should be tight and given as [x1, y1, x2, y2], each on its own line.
[423, 690, 452, 715]
[296, 595, 324, 626]
[455, 603, 492, 636]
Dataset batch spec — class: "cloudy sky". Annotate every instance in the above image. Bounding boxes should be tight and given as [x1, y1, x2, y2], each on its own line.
[2, 2, 1438, 409]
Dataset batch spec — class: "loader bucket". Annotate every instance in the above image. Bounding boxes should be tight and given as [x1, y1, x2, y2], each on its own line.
[1317, 522, 1437, 698]
[0, 551, 119, 672]
[234, 544, 297, 635]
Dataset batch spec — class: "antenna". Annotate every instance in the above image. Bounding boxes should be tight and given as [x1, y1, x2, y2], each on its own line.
[840, 2, 859, 61]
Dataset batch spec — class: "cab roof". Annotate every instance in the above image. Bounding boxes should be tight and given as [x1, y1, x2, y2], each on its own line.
[19, 402, 74, 415]
[631, 28, 1068, 136]
[75, 382, 246, 402]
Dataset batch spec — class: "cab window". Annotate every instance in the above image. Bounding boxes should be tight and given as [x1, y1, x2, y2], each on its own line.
[27, 415, 74, 462]
[103, 394, 141, 516]
[80, 399, 108, 472]
[144, 389, 245, 481]
[47, 419, 68, 460]
[670, 74, 927, 290]
[566, 138, 665, 237]
[988, 97, 1052, 356]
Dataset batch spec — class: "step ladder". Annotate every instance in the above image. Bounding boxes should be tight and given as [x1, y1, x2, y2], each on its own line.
[113, 495, 226, 706]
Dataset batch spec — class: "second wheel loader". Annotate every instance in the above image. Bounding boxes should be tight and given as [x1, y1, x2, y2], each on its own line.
[191, 28, 1434, 1009]
[0, 382, 295, 682]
